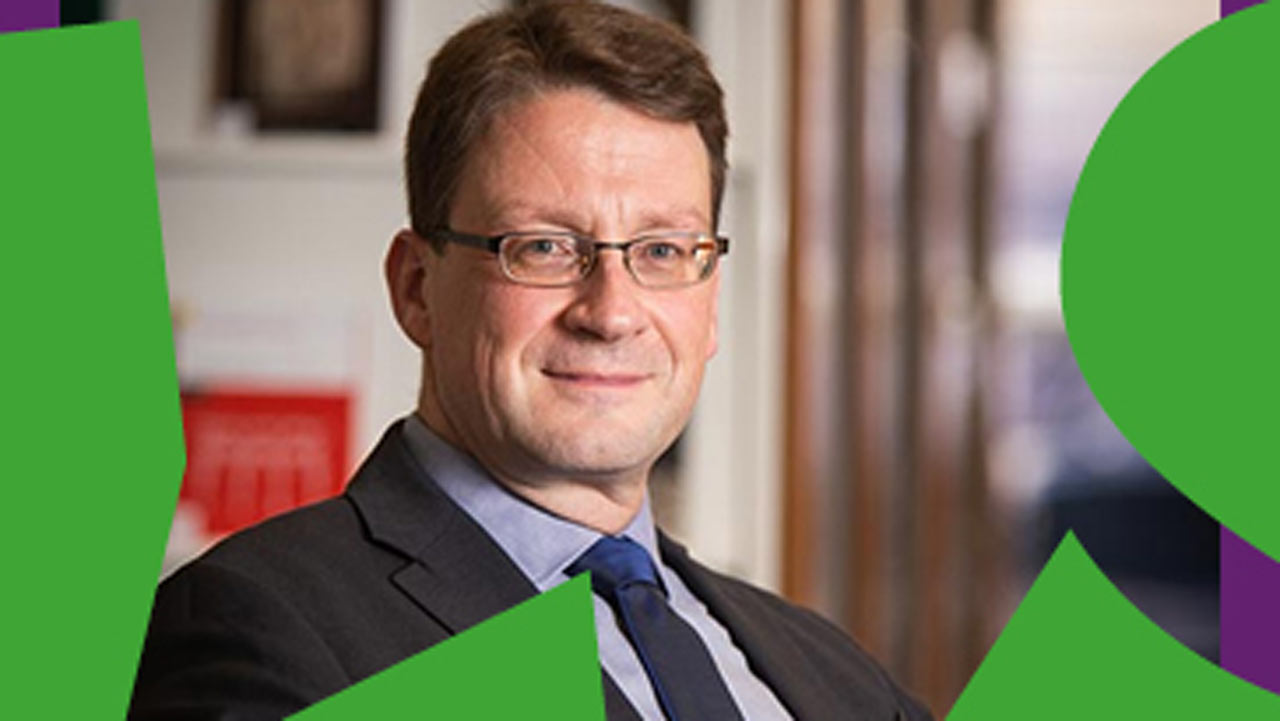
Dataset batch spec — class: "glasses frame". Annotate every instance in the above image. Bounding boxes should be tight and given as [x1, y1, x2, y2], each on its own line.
[429, 228, 731, 289]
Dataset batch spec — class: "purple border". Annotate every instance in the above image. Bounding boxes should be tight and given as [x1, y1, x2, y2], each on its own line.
[1222, 1, 1267, 17]
[0, 0, 58, 34]
[1218, 0, 1279, 698]
[1221, 529, 1280, 694]
[1217, 2, 1278, 697]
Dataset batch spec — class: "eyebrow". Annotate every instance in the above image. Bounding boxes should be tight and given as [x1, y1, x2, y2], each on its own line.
[634, 207, 711, 232]
[486, 203, 710, 234]
[487, 203, 589, 232]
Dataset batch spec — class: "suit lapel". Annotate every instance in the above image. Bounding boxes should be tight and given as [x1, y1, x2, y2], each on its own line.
[660, 532, 853, 720]
[345, 422, 538, 633]
[344, 422, 643, 720]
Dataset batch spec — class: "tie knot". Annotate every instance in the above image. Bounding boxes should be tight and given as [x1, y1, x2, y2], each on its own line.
[569, 535, 662, 598]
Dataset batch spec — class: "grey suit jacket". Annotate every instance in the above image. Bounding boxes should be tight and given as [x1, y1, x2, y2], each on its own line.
[129, 421, 933, 720]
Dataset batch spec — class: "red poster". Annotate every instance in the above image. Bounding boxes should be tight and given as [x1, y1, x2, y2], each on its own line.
[178, 389, 350, 536]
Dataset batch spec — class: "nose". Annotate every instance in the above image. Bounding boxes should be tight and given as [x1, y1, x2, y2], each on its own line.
[561, 249, 648, 341]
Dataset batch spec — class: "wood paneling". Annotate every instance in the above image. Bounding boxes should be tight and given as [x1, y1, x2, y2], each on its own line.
[783, 0, 1005, 714]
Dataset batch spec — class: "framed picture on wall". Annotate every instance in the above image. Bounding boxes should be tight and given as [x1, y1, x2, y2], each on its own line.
[215, 0, 384, 132]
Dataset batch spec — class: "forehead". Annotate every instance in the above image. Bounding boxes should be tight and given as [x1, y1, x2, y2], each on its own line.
[451, 89, 711, 231]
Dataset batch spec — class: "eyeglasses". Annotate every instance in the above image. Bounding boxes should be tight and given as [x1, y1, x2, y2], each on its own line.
[429, 228, 730, 289]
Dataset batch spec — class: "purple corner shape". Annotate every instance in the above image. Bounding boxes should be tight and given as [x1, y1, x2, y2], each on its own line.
[1217, 1, 1277, 699]
[1222, 0, 1268, 17]
[1221, 527, 1280, 694]
[0, 0, 58, 34]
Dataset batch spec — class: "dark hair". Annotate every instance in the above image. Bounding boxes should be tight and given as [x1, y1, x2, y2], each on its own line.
[405, 1, 728, 248]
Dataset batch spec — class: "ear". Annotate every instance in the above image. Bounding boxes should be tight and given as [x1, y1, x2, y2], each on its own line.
[385, 229, 434, 350]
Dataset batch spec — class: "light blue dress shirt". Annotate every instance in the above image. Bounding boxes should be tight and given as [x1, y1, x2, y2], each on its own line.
[402, 415, 792, 720]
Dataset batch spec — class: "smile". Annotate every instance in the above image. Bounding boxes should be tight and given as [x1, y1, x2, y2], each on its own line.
[542, 369, 651, 387]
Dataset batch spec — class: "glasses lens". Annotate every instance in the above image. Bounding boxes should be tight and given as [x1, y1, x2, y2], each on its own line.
[500, 234, 584, 285]
[629, 234, 716, 287]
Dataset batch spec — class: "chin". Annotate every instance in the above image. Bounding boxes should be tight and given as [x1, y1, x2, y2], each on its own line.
[524, 429, 665, 480]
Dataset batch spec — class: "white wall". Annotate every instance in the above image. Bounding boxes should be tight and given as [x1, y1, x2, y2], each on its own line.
[682, 0, 788, 588]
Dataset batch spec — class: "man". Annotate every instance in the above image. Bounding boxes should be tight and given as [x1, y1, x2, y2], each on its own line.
[130, 3, 932, 719]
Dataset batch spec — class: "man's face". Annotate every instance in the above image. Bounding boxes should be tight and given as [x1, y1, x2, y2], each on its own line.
[406, 89, 719, 488]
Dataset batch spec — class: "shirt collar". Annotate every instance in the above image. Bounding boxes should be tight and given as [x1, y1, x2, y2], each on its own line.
[401, 414, 660, 591]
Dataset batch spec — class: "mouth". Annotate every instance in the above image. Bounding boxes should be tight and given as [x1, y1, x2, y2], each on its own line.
[542, 369, 651, 387]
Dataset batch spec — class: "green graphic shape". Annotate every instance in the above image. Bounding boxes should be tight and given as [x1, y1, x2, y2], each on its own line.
[291, 575, 604, 720]
[1061, 3, 1280, 559]
[949, 533, 1280, 719]
[2, 20, 606, 719]
[1, 22, 183, 719]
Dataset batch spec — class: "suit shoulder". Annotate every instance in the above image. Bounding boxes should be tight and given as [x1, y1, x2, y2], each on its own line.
[200, 495, 360, 556]
[157, 494, 414, 631]
[694, 562, 866, 656]
[677, 556, 935, 720]
[175, 495, 377, 579]
[134, 503, 365, 720]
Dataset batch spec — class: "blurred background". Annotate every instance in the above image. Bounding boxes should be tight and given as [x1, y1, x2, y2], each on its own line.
[89, 0, 1220, 714]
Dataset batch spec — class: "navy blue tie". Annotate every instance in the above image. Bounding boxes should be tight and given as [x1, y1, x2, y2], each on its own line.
[569, 536, 745, 721]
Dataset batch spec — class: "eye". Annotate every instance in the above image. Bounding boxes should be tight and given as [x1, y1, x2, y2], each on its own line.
[527, 238, 561, 255]
[506, 234, 579, 268]
[639, 240, 688, 262]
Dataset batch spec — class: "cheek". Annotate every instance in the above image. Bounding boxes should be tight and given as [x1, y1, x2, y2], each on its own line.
[426, 272, 496, 387]
[475, 290, 562, 386]
[659, 296, 718, 368]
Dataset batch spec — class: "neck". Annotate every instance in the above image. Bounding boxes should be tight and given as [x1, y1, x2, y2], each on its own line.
[502, 476, 646, 535]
